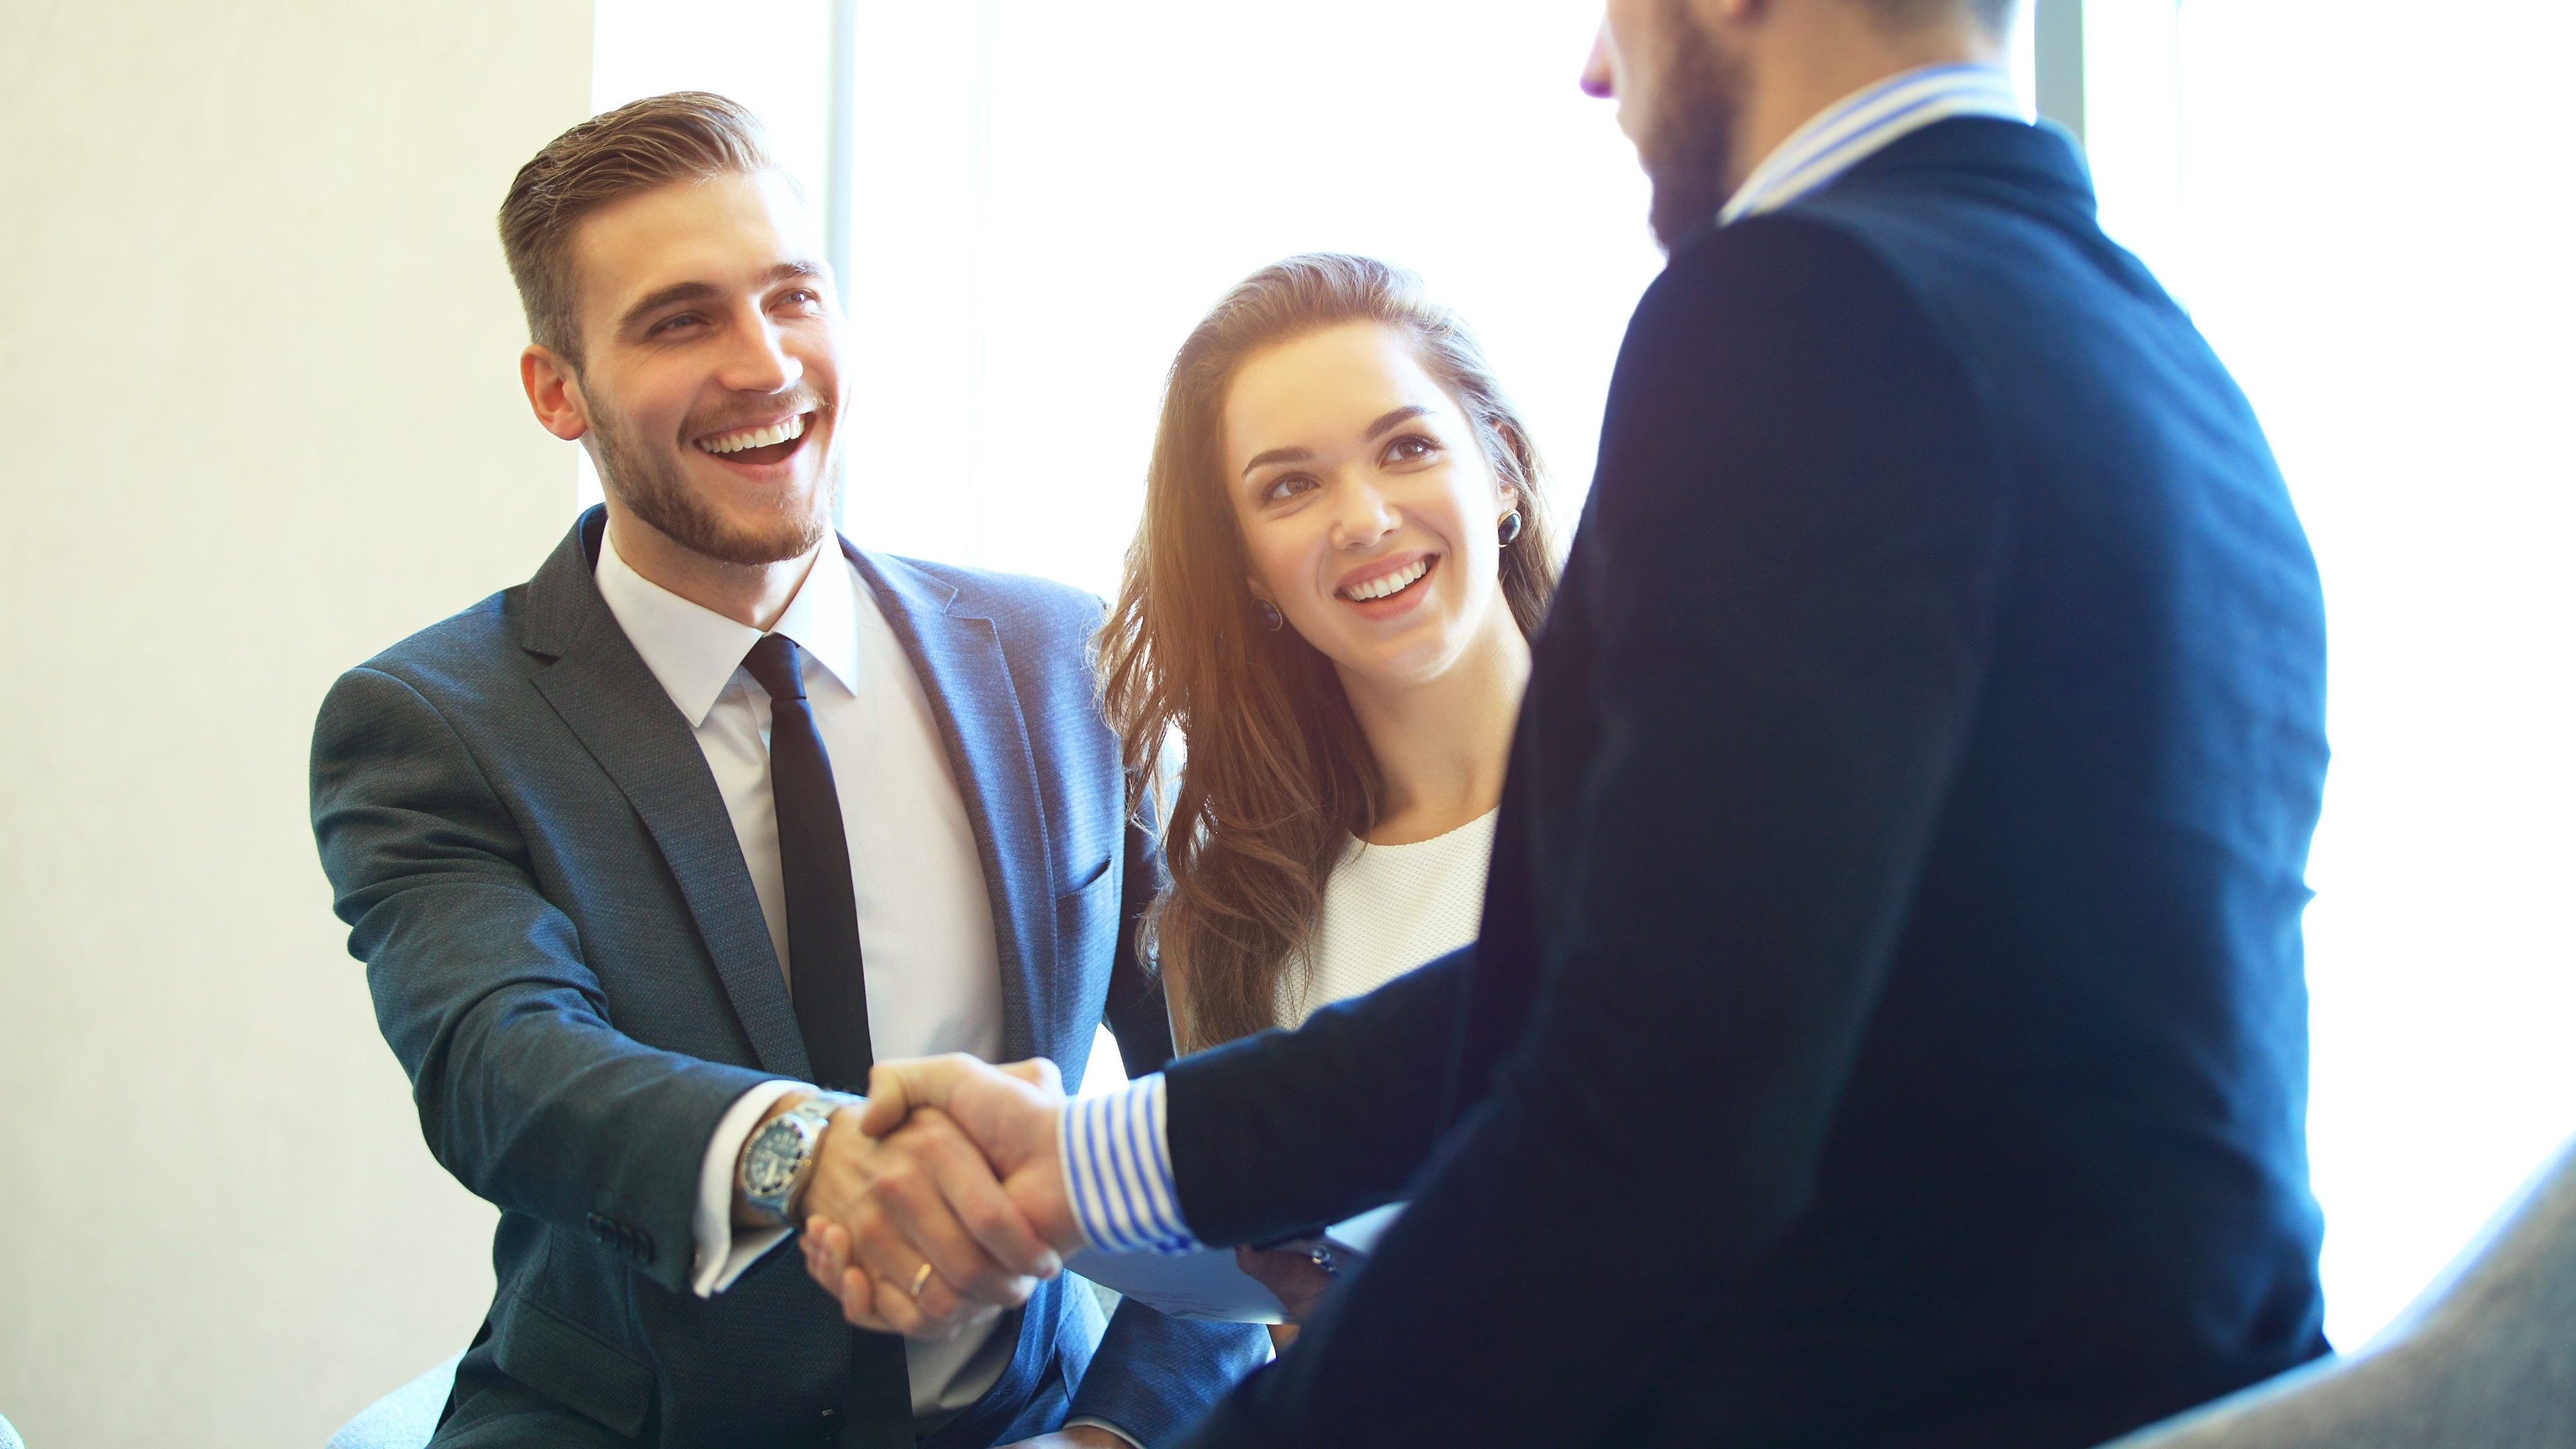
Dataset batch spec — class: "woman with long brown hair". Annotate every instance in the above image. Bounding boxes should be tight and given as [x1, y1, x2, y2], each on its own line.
[1096, 253, 1560, 1331]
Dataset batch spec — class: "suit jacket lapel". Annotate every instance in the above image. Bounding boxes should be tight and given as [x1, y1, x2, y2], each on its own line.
[851, 543, 1054, 1065]
[519, 509, 811, 1078]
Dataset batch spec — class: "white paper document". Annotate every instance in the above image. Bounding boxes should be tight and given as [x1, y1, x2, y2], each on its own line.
[1067, 1203, 1409, 1323]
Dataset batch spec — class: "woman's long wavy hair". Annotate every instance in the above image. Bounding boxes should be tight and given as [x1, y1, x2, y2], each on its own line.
[1097, 254, 1562, 1050]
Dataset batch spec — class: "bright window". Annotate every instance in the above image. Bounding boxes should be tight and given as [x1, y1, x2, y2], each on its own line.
[2076, 1, 2576, 1350]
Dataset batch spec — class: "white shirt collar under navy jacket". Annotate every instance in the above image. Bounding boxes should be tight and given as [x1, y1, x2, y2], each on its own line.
[596, 527, 865, 727]
[1720, 62, 2026, 227]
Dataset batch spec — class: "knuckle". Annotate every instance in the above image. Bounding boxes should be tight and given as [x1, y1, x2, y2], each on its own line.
[964, 1204, 1012, 1244]
[852, 1230, 898, 1275]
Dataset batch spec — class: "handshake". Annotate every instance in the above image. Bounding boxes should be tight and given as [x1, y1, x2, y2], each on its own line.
[770, 1055, 1080, 1340]
[773, 1056, 1334, 1338]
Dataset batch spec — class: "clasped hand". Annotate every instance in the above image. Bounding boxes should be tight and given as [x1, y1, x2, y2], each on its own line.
[796, 1055, 1084, 1338]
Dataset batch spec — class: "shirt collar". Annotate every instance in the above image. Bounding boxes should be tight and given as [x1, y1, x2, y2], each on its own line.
[1719, 62, 2025, 227]
[594, 529, 865, 728]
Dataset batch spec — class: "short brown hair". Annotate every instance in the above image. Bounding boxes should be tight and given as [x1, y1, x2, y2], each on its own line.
[498, 91, 775, 366]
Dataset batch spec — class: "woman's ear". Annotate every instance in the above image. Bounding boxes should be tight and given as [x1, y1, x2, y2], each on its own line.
[1486, 416, 1534, 500]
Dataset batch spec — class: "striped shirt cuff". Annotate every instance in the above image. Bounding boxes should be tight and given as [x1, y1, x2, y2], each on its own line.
[1059, 1074, 1199, 1254]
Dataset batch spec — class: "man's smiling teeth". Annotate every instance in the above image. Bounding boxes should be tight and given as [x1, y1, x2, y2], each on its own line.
[696, 413, 806, 454]
[1342, 559, 1430, 602]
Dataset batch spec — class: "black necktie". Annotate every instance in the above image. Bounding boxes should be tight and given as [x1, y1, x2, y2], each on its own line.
[742, 635, 914, 1448]
[742, 634, 877, 1091]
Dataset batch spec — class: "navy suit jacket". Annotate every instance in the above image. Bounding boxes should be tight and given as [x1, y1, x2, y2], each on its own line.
[311, 508, 1263, 1447]
[1159, 119, 2330, 1448]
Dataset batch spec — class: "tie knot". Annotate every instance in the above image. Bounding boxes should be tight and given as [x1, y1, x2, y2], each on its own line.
[742, 633, 807, 703]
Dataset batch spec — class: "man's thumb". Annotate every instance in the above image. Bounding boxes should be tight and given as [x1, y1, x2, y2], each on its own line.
[998, 1057, 1063, 1094]
[857, 1059, 949, 1136]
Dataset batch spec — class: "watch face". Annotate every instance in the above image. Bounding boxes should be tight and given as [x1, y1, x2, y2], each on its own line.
[744, 1120, 804, 1199]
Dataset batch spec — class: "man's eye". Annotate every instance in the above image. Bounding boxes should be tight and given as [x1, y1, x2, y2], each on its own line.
[650, 313, 702, 336]
[1383, 433, 1440, 465]
[1264, 474, 1319, 502]
[780, 288, 822, 308]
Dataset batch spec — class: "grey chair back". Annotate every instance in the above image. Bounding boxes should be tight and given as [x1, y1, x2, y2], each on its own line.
[2100, 1132, 2576, 1448]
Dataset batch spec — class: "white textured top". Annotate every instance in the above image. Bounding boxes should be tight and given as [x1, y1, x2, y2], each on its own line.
[1275, 810, 1497, 1028]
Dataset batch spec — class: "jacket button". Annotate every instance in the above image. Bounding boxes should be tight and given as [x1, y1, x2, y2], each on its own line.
[812, 1408, 843, 1445]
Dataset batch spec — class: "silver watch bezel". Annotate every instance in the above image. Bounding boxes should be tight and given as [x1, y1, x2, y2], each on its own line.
[741, 1091, 858, 1226]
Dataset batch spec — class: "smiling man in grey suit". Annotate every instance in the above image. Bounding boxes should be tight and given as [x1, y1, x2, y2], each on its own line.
[308, 93, 1263, 1449]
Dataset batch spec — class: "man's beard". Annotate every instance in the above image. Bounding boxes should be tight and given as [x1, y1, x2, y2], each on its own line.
[1636, 1, 1746, 252]
[588, 390, 838, 567]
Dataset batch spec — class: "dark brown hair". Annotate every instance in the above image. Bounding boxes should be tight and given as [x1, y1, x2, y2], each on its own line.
[1097, 255, 1561, 1049]
[498, 91, 774, 366]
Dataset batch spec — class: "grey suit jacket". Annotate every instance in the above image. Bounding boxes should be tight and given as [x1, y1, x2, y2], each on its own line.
[311, 508, 1263, 1446]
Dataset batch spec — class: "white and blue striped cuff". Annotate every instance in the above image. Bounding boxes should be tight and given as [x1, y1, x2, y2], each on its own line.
[1059, 1075, 1199, 1254]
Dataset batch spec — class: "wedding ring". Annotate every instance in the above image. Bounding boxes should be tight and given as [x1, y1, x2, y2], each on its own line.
[908, 1262, 936, 1299]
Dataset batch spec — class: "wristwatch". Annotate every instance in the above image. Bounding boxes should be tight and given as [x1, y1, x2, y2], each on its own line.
[740, 1091, 860, 1226]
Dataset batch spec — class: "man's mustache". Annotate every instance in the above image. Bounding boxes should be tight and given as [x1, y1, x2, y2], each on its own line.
[682, 386, 834, 439]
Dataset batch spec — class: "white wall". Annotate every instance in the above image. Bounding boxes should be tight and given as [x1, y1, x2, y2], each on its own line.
[0, 4, 592, 1445]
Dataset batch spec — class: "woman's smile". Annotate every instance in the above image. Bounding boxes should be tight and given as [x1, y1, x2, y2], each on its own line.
[1334, 551, 1440, 618]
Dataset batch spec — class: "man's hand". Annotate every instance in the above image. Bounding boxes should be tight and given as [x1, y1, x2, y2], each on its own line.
[800, 1055, 1083, 1332]
[1234, 1244, 1335, 1324]
[792, 1097, 1052, 1339]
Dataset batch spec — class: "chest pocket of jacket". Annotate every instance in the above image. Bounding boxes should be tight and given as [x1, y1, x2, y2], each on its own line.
[494, 1292, 655, 1439]
[1053, 862, 1118, 983]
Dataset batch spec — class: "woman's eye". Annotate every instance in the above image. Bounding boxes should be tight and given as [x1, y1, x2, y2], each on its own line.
[1383, 433, 1440, 465]
[1263, 473, 1319, 502]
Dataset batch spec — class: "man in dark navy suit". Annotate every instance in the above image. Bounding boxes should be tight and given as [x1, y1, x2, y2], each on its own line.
[814, 3, 2334, 1446]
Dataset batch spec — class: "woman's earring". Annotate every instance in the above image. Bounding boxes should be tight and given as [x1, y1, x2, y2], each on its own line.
[1253, 598, 1284, 632]
[1497, 508, 1524, 548]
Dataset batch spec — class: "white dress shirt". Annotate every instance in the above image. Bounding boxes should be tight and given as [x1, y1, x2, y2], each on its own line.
[1057, 63, 2039, 1263]
[591, 531, 1012, 1415]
